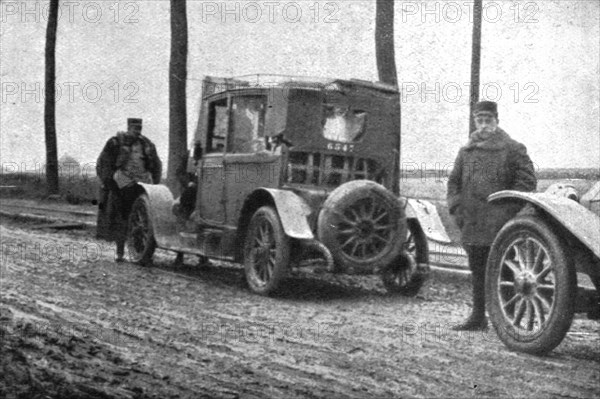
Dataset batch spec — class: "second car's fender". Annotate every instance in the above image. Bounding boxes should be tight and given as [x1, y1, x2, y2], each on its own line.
[488, 190, 600, 259]
[405, 198, 452, 244]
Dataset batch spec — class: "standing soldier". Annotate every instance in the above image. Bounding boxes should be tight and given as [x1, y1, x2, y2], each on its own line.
[447, 101, 536, 330]
[96, 118, 162, 262]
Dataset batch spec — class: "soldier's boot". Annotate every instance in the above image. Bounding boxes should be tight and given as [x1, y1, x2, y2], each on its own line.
[173, 252, 185, 267]
[115, 241, 125, 263]
[197, 255, 212, 268]
[452, 266, 488, 331]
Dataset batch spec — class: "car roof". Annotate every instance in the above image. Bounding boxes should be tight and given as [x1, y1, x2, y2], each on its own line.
[202, 74, 399, 98]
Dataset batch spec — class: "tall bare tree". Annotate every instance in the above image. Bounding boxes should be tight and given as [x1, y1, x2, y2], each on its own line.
[469, 0, 483, 135]
[44, 0, 59, 194]
[167, 0, 189, 195]
[375, 0, 398, 87]
[375, 0, 401, 194]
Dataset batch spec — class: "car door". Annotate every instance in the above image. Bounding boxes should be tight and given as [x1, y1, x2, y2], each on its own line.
[198, 96, 228, 224]
[223, 94, 281, 225]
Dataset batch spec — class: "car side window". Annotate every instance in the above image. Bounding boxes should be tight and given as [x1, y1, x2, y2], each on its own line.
[207, 98, 228, 153]
[228, 95, 267, 153]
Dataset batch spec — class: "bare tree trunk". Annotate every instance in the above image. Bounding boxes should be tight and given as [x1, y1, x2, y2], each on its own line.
[469, 0, 483, 136]
[44, 0, 59, 195]
[375, 0, 400, 195]
[168, 0, 189, 195]
[375, 0, 398, 87]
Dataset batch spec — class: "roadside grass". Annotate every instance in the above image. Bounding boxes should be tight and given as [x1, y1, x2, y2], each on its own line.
[0, 173, 98, 205]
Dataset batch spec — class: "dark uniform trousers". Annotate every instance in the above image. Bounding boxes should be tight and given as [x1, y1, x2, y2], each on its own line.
[118, 184, 141, 222]
[105, 181, 143, 255]
[465, 245, 491, 320]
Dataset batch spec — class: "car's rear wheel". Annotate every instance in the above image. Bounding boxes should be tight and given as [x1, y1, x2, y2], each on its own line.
[127, 195, 156, 265]
[244, 206, 290, 296]
[381, 220, 428, 296]
[486, 215, 576, 355]
[317, 180, 407, 273]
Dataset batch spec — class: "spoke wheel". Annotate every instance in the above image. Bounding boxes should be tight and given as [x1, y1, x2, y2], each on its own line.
[381, 220, 428, 296]
[318, 180, 406, 272]
[336, 196, 394, 260]
[127, 195, 156, 265]
[244, 206, 290, 296]
[486, 215, 576, 355]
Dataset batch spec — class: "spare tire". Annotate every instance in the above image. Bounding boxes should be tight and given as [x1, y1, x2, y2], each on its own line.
[317, 180, 407, 273]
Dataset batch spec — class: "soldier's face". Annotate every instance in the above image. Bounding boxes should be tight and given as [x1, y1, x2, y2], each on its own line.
[474, 113, 498, 133]
[128, 125, 142, 135]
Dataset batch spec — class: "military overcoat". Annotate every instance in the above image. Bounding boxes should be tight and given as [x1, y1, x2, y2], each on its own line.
[96, 133, 162, 241]
[447, 128, 536, 245]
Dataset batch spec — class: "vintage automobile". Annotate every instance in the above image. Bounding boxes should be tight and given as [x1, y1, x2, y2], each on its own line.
[486, 181, 600, 354]
[125, 75, 449, 295]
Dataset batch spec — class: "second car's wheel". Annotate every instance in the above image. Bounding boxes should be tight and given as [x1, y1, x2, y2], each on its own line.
[381, 220, 429, 296]
[317, 180, 407, 273]
[486, 215, 576, 355]
[127, 195, 156, 265]
[243, 206, 290, 296]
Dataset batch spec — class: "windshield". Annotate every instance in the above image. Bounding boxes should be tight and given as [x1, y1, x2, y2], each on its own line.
[322, 105, 366, 143]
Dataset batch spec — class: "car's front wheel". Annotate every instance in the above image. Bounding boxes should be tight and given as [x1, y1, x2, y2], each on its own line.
[486, 215, 576, 355]
[243, 206, 290, 296]
[127, 195, 156, 265]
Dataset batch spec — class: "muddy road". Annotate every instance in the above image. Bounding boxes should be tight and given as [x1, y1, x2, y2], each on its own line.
[1, 217, 598, 398]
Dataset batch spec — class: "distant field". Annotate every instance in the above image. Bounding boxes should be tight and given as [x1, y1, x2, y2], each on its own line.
[1, 168, 597, 245]
[1, 167, 597, 204]
[400, 178, 597, 201]
[401, 175, 598, 243]
[401, 168, 599, 200]
[535, 168, 600, 180]
[400, 167, 600, 181]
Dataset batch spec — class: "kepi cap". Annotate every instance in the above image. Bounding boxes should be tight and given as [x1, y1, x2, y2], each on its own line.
[127, 118, 143, 127]
[473, 101, 498, 117]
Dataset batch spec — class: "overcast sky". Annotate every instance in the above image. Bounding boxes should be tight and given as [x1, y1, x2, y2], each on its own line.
[1, 0, 599, 173]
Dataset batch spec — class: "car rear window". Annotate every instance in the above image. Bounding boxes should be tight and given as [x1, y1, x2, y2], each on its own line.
[322, 105, 366, 143]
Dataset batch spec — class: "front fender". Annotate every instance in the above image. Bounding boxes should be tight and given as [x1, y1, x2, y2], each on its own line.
[138, 183, 178, 248]
[489, 190, 600, 259]
[252, 188, 314, 240]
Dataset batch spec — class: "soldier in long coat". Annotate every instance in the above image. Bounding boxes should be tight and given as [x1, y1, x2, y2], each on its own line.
[96, 118, 162, 262]
[447, 101, 536, 330]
